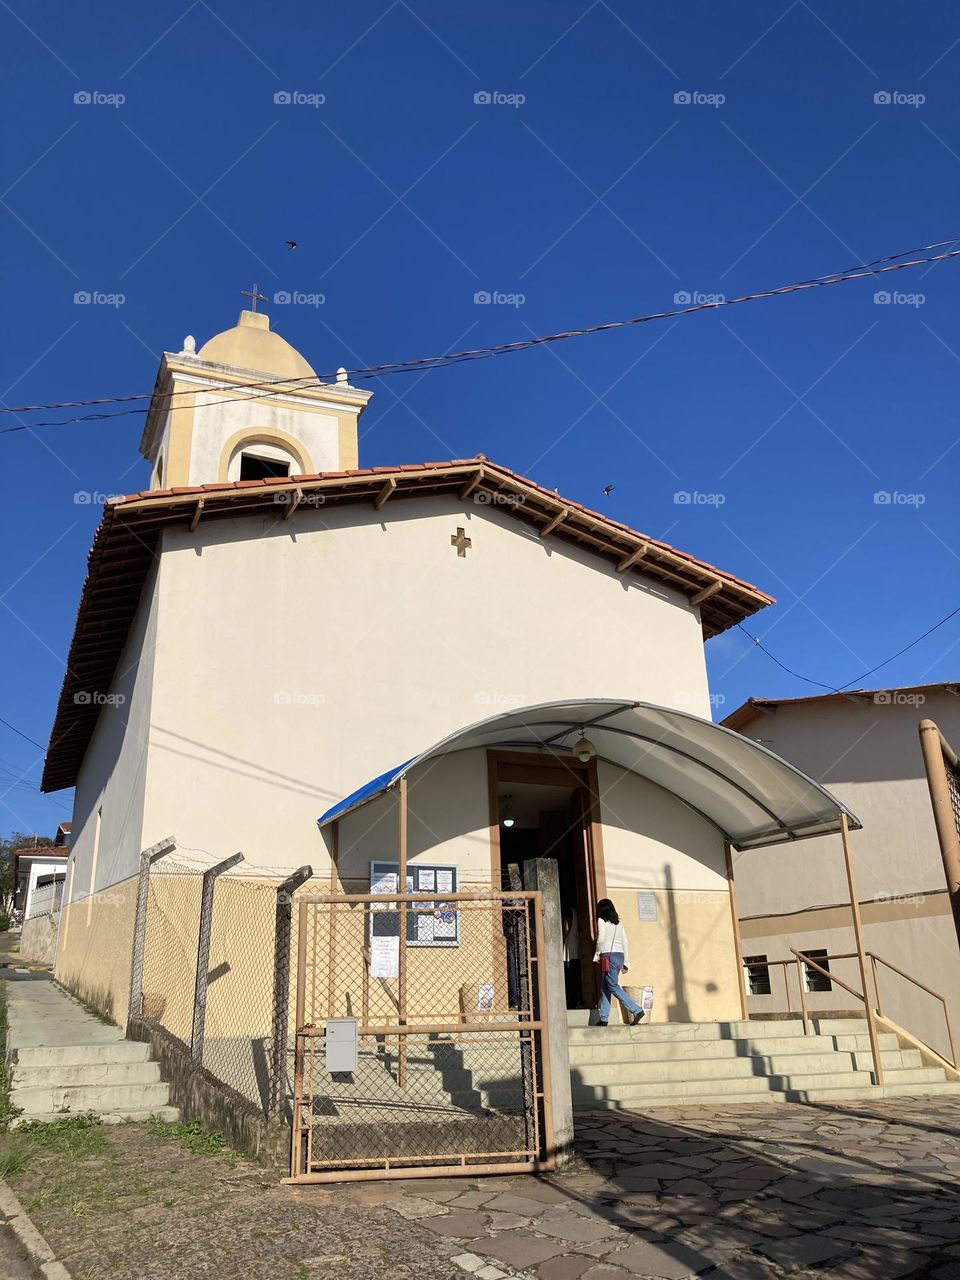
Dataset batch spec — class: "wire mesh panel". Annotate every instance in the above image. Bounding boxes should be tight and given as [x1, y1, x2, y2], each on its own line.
[140, 869, 202, 1043]
[200, 876, 282, 1110]
[948, 758, 960, 842]
[289, 890, 554, 1183]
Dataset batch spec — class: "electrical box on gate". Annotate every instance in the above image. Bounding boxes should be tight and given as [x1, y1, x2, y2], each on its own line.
[325, 1018, 358, 1074]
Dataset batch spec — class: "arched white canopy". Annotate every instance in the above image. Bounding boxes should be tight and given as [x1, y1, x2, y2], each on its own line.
[318, 699, 860, 851]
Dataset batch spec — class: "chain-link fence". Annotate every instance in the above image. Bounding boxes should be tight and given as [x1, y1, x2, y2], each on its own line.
[132, 860, 554, 1180]
[135, 855, 318, 1120]
[290, 890, 553, 1182]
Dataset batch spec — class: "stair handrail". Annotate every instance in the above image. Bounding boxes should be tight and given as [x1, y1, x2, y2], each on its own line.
[866, 949, 957, 1069]
[790, 947, 884, 1086]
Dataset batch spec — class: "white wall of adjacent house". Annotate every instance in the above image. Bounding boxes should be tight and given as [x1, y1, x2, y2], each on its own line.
[22, 861, 68, 918]
[734, 689, 960, 1056]
[60, 494, 711, 889]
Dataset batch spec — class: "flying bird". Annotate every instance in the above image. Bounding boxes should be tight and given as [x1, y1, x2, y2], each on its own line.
[602, 484, 615, 496]
[286, 240, 298, 250]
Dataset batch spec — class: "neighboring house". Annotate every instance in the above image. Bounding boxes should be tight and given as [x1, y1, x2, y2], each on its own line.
[41, 305, 854, 1032]
[15, 838, 69, 919]
[724, 683, 960, 1059]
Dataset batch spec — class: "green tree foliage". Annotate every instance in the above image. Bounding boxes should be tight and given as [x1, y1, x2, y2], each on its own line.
[0, 832, 55, 912]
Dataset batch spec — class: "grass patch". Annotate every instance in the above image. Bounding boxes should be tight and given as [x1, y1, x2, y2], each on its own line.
[0, 982, 20, 1128]
[0, 1113, 108, 1205]
[147, 1116, 226, 1155]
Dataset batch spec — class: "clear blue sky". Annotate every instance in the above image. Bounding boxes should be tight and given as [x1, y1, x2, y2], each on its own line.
[2, 0, 960, 835]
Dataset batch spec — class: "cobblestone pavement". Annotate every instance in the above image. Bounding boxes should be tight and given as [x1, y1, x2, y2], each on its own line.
[337, 1098, 960, 1278]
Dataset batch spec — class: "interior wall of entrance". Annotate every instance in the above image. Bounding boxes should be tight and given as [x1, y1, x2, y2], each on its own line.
[488, 752, 606, 1008]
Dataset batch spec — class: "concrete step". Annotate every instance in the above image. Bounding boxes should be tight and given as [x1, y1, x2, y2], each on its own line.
[568, 1034, 850, 1064]
[567, 1038, 913, 1069]
[567, 1017, 809, 1040]
[566, 1025, 810, 1048]
[579, 1079, 960, 1111]
[10, 1104, 182, 1127]
[828, 1033, 901, 1052]
[11, 1060, 162, 1089]
[10, 1081, 173, 1114]
[579, 1091, 786, 1110]
[572, 1074, 776, 1103]
[877, 1067, 950, 1085]
[810, 1018, 873, 1035]
[570, 1048, 921, 1087]
[853, 1049, 922, 1071]
[13, 1041, 152, 1068]
[780, 1080, 960, 1103]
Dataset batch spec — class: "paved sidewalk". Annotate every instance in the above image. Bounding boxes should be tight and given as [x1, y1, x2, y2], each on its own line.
[4, 974, 129, 1054]
[337, 1099, 960, 1278]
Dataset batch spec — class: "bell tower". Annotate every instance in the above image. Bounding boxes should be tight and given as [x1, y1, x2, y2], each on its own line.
[140, 293, 372, 489]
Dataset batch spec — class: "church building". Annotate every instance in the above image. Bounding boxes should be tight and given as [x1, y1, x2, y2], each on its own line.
[43, 304, 855, 1033]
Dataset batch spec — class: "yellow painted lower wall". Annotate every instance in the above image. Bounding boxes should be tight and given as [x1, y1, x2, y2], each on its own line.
[608, 885, 743, 1023]
[53, 870, 744, 1077]
[55, 875, 139, 1028]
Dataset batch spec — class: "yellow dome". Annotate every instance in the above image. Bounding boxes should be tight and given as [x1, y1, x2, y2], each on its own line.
[197, 310, 317, 379]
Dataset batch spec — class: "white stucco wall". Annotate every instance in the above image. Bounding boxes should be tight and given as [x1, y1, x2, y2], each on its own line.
[128, 494, 712, 878]
[63, 563, 160, 902]
[733, 690, 960, 1051]
[335, 749, 493, 886]
[21, 859, 68, 918]
[185, 389, 343, 484]
[597, 764, 727, 891]
[734, 692, 960, 916]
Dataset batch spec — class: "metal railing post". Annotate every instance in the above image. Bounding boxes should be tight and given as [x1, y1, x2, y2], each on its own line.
[870, 951, 882, 1019]
[839, 812, 884, 1085]
[796, 956, 810, 1035]
[920, 719, 960, 952]
[127, 836, 176, 1030]
[191, 852, 244, 1063]
[269, 865, 312, 1120]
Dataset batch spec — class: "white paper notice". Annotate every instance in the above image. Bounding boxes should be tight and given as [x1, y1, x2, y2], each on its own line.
[371, 871, 397, 896]
[416, 914, 435, 943]
[370, 935, 399, 978]
[477, 983, 494, 1012]
[418, 869, 436, 891]
[637, 891, 658, 923]
[435, 869, 454, 894]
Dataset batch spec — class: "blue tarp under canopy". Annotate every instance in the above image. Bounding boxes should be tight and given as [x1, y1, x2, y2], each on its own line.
[316, 698, 861, 851]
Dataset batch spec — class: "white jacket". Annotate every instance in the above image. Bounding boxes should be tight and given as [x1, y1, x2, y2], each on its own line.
[593, 917, 629, 967]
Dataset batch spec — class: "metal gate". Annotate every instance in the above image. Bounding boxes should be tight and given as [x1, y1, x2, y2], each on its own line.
[287, 889, 555, 1183]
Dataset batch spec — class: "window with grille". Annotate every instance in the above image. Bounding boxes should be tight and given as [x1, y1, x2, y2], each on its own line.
[743, 954, 771, 996]
[803, 947, 832, 992]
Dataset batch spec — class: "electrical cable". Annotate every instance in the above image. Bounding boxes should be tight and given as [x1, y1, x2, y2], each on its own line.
[2, 237, 960, 434]
[738, 600, 960, 696]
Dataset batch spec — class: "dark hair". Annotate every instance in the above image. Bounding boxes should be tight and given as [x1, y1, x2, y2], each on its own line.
[596, 898, 619, 926]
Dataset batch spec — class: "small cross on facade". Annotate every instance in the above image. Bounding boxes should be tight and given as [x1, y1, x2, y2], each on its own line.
[451, 527, 472, 558]
[241, 283, 268, 312]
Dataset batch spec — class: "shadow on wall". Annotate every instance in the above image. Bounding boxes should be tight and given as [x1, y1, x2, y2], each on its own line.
[664, 864, 690, 1023]
[661, 864, 718, 1023]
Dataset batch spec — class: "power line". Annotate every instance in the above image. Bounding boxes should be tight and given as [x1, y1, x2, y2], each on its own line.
[0, 716, 45, 751]
[738, 600, 960, 696]
[2, 237, 960, 435]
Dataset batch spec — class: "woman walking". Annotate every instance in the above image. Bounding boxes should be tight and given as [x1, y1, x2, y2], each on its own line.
[593, 898, 644, 1026]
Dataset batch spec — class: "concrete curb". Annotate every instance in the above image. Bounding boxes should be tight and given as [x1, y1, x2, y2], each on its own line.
[0, 1181, 72, 1279]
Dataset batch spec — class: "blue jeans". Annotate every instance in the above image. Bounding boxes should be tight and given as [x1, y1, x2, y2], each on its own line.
[598, 952, 640, 1021]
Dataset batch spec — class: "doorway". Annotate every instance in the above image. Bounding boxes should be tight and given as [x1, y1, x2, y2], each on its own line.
[488, 752, 606, 1008]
